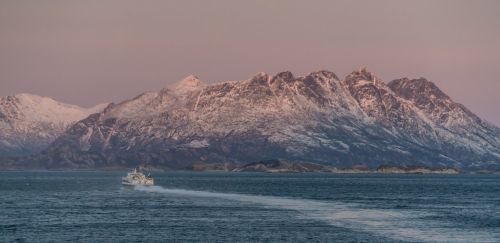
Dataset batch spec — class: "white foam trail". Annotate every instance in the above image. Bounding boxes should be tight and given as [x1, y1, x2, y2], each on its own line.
[135, 186, 498, 242]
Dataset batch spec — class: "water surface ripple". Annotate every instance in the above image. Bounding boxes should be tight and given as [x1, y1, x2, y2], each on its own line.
[1, 172, 499, 242]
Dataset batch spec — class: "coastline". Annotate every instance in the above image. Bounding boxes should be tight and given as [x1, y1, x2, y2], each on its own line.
[0, 160, 479, 174]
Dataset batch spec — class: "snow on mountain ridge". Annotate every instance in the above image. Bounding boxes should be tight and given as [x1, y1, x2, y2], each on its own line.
[388, 77, 500, 153]
[2, 69, 499, 170]
[6, 93, 107, 123]
[102, 75, 208, 120]
[33, 69, 500, 170]
[0, 93, 108, 156]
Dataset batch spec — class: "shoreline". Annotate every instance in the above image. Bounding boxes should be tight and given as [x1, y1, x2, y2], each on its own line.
[1, 159, 498, 174]
[1, 168, 498, 174]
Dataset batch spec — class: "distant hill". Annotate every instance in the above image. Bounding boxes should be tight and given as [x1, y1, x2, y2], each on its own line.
[0, 93, 107, 156]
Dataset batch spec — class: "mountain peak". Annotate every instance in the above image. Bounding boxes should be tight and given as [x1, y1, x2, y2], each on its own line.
[9, 93, 86, 111]
[177, 74, 203, 87]
[168, 75, 205, 94]
[387, 77, 486, 128]
[247, 72, 270, 86]
[14, 93, 55, 103]
[309, 70, 339, 80]
[254, 71, 268, 77]
[345, 68, 383, 88]
[271, 71, 295, 84]
[252, 72, 270, 81]
[388, 77, 450, 101]
[349, 67, 377, 82]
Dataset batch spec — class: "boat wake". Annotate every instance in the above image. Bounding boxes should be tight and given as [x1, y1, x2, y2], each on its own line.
[135, 185, 498, 242]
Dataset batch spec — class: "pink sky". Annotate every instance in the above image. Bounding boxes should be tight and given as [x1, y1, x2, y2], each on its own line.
[1, 0, 499, 125]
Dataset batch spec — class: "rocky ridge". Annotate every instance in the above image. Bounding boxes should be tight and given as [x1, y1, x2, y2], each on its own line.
[26, 69, 500, 170]
[3, 69, 500, 171]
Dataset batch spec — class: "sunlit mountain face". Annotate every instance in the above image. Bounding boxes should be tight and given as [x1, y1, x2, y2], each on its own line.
[0, 93, 107, 156]
[3, 69, 496, 170]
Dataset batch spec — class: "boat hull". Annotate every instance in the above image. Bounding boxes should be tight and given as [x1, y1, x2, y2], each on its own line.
[122, 179, 154, 186]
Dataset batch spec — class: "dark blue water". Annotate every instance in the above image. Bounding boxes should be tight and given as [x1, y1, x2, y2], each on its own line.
[1, 172, 499, 242]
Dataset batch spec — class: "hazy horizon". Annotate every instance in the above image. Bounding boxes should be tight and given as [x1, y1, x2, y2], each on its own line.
[1, 0, 499, 125]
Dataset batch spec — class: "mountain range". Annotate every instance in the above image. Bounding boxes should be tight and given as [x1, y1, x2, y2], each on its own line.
[1, 68, 499, 170]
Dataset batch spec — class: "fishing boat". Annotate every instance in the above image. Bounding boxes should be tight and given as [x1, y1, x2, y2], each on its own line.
[122, 168, 154, 186]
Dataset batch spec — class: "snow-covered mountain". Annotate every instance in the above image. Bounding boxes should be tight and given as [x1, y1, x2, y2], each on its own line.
[30, 69, 499, 170]
[0, 93, 108, 156]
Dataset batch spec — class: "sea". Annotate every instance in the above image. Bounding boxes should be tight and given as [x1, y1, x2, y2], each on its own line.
[1, 171, 499, 242]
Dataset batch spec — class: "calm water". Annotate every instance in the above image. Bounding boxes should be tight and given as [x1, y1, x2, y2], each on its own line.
[1, 172, 499, 242]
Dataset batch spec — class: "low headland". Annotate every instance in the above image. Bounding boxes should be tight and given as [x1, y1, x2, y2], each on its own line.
[187, 159, 461, 174]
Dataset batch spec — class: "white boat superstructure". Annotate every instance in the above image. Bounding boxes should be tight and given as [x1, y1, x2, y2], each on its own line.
[122, 168, 154, 186]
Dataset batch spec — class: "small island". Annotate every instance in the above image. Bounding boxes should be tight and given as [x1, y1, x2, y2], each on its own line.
[186, 159, 460, 174]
